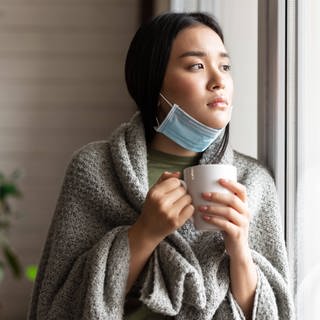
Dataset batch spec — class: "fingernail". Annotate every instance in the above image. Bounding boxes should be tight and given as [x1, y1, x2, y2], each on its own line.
[199, 205, 208, 211]
[202, 192, 211, 197]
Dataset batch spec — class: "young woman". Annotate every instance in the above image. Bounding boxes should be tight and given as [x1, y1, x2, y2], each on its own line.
[29, 12, 294, 320]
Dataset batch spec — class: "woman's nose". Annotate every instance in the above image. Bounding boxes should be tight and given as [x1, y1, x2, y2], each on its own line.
[207, 69, 226, 91]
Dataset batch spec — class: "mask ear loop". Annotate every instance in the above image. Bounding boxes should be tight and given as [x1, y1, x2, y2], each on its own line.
[155, 97, 161, 127]
[155, 116, 160, 127]
[156, 93, 173, 127]
[159, 93, 173, 107]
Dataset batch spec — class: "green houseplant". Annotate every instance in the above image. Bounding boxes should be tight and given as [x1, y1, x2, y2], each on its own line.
[0, 171, 37, 283]
[0, 170, 23, 282]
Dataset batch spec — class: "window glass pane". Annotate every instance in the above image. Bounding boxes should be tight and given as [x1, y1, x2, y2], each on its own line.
[296, 0, 320, 318]
[211, 0, 258, 158]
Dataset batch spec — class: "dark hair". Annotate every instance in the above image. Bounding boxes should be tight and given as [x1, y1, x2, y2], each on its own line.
[125, 12, 230, 160]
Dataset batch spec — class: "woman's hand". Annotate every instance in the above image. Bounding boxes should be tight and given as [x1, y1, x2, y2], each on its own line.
[199, 179, 257, 319]
[126, 171, 194, 293]
[135, 171, 194, 244]
[199, 179, 251, 260]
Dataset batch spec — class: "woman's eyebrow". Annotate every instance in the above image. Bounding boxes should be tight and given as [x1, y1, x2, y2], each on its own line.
[178, 50, 206, 58]
[178, 50, 230, 59]
[220, 52, 230, 59]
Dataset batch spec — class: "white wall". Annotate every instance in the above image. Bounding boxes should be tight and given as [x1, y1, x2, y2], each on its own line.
[0, 1, 138, 318]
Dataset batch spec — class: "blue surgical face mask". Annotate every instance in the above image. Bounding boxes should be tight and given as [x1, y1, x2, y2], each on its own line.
[154, 94, 224, 152]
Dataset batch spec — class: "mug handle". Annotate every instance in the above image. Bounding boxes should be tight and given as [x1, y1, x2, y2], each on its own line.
[179, 179, 187, 190]
[179, 180, 194, 223]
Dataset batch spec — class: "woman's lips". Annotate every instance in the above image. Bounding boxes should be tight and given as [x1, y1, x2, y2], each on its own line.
[207, 97, 228, 108]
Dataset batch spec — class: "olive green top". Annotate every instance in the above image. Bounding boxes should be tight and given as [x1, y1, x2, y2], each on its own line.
[147, 148, 200, 187]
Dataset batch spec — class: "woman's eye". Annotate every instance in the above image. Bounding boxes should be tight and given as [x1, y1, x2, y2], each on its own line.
[190, 63, 204, 70]
[222, 64, 232, 72]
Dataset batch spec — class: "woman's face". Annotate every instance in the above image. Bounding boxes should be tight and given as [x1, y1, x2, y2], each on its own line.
[160, 24, 234, 129]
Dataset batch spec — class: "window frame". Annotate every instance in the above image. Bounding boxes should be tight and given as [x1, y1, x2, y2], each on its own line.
[258, 0, 297, 299]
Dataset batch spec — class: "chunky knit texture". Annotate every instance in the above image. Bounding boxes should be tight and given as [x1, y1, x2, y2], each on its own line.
[28, 113, 294, 319]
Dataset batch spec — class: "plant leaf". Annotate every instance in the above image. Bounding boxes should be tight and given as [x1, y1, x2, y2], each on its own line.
[3, 245, 22, 278]
[0, 183, 21, 199]
[25, 265, 38, 282]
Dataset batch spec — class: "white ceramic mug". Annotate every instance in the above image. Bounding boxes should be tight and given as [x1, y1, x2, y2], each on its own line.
[182, 164, 237, 231]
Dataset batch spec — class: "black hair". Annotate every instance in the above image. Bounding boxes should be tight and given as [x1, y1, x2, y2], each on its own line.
[125, 12, 230, 161]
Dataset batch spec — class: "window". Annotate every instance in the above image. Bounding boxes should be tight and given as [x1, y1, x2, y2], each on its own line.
[294, 0, 320, 318]
[260, 0, 320, 318]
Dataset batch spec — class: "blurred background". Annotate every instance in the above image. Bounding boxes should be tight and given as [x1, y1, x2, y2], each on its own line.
[0, 0, 279, 318]
[0, 0, 139, 317]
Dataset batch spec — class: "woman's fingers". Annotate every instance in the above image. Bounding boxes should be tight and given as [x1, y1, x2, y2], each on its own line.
[156, 171, 180, 184]
[150, 172, 183, 196]
[199, 180, 252, 235]
[174, 193, 194, 218]
[154, 184, 189, 212]
[148, 171, 193, 221]
[140, 171, 192, 240]
[218, 179, 247, 203]
[199, 205, 247, 227]
[202, 213, 238, 235]
[201, 191, 250, 219]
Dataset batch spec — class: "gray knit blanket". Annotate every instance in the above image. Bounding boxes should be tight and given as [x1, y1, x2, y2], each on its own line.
[28, 113, 294, 319]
